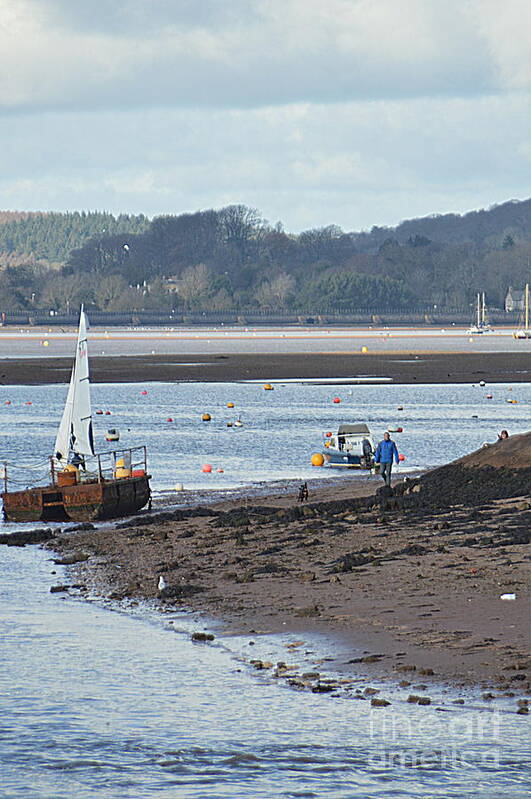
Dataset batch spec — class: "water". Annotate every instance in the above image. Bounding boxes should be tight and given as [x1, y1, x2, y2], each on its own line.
[1, 546, 529, 799]
[0, 381, 529, 501]
[1, 381, 530, 797]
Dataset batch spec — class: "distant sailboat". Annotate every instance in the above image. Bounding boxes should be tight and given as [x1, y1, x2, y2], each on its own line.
[467, 292, 492, 334]
[1, 308, 151, 522]
[513, 283, 530, 339]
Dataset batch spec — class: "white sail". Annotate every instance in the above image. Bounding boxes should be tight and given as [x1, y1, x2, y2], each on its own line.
[53, 308, 94, 464]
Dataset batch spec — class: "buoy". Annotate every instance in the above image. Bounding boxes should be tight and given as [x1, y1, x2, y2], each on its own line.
[263, 383, 274, 390]
[175, 483, 184, 491]
[479, 380, 486, 387]
[397, 405, 404, 411]
[227, 402, 235, 408]
[105, 411, 111, 415]
[202, 413, 211, 421]
[96, 409, 103, 415]
[234, 418, 243, 427]
[398, 453, 406, 462]
[5, 400, 11, 405]
[325, 431, 332, 438]
[141, 390, 148, 395]
[506, 399, 518, 404]
[25, 401, 32, 405]
[43, 340, 49, 347]
[486, 394, 493, 399]
[227, 422, 233, 427]
[217, 468, 224, 473]
[469, 337, 474, 343]
[333, 397, 341, 404]
[311, 452, 325, 467]
[105, 428, 120, 441]
[166, 417, 173, 422]
[397, 427, 403, 433]
[361, 346, 368, 353]
[202, 463, 212, 473]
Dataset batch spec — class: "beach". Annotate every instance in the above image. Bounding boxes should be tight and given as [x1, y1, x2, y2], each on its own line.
[2, 350, 531, 384]
[45, 435, 531, 700]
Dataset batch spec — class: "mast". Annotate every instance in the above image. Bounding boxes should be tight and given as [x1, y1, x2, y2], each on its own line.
[481, 292, 486, 326]
[526, 283, 529, 332]
[476, 293, 481, 327]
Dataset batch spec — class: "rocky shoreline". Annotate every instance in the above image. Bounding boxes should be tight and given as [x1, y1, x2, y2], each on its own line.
[33, 435, 530, 710]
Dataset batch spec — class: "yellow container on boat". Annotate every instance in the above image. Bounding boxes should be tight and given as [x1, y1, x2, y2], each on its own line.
[115, 466, 132, 478]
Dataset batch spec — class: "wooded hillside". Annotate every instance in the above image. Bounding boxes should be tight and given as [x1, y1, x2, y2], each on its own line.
[0, 199, 530, 312]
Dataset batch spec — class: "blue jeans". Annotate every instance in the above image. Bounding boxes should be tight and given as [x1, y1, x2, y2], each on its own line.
[380, 462, 393, 486]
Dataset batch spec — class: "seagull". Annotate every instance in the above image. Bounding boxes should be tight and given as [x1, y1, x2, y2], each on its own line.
[158, 575, 167, 591]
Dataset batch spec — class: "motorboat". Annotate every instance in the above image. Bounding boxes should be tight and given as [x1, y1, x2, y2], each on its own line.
[322, 423, 376, 469]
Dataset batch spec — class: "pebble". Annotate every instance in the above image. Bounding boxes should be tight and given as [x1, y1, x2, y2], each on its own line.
[191, 632, 215, 642]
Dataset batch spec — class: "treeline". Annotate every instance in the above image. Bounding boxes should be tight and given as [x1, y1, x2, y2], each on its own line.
[0, 211, 149, 266]
[0, 199, 530, 312]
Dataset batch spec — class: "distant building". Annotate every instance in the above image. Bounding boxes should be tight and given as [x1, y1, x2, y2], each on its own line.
[505, 286, 525, 312]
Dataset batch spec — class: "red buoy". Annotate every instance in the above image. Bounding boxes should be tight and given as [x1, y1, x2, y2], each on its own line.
[398, 453, 406, 462]
[333, 397, 341, 404]
[96, 410, 103, 414]
[166, 417, 173, 422]
[202, 463, 213, 473]
[141, 390, 148, 395]
[105, 411, 111, 415]
[325, 431, 332, 437]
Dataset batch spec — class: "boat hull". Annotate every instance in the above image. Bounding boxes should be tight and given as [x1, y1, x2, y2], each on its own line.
[1, 476, 151, 523]
[323, 450, 374, 469]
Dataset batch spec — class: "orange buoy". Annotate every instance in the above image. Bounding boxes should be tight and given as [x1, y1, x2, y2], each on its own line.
[311, 452, 325, 467]
[25, 401, 32, 405]
[333, 397, 341, 404]
[141, 390, 148, 395]
[202, 413, 211, 421]
[202, 463, 213, 473]
[217, 468, 224, 473]
[263, 383, 274, 390]
[398, 453, 406, 462]
[325, 431, 332, 438]
[227, 402, 235, 408]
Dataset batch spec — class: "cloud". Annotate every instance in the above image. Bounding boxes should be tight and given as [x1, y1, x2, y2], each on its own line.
[0, 94, 529, 231]
[0, 0, 520, 112]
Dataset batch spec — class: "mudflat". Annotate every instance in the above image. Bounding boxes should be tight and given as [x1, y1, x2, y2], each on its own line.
[47, 434, 531, 699]
[2, 351, 531, 384]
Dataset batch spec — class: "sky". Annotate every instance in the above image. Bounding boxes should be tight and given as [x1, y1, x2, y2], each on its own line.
[1, 0, 530, 232]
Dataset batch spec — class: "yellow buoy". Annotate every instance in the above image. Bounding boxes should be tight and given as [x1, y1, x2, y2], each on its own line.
[361, 346, 368, 353]
[227, 402, 235, 408]
[263, 383, 274, 390]
[311, 452, 325, 467]
[43, 340, 49, 347]
[202, 413, 211, 421]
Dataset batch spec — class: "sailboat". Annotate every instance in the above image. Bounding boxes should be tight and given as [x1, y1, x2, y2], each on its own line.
[513, 283, 530, 339]
[467, 292, 492, 334]
[1, 308, 151, 522]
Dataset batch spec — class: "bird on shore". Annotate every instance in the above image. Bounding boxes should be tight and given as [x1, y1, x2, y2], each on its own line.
[158, 575, 167, 591]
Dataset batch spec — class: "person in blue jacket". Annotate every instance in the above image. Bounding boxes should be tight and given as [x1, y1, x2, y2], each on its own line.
[374, 431, 399, 486]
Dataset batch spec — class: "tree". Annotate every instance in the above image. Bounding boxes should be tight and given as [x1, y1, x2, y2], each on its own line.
[256, 272, 296, 308]
[178, 264, 212, 308]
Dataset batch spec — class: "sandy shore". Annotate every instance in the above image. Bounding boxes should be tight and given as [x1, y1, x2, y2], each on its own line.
[44, 448, 530, 701]
[1, 351, 531, 384]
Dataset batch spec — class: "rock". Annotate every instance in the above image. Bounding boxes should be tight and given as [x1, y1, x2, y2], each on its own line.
[53, 551, 89, 565]
[299, 571, 316, 582]
[398, 680, 411, 687]
[294, 605, 320, 618]
[50, 584, 70, 593]
[330, 575, 341, 584]
[311, 683, 334, 693]
[371, 698, 391, 707]
[419, 668, 435, 676]
[417, 697, 431, 705]
[363, 687, 379, 696]
[396, 664, 417, 673]
[482, 692, 495, 701]
[407, 695, 423, 703]
[516, 706, 529, 715]
[302, 672, 320, 679]
[452, 699, 465, 705]
[191, 632, 215, 642]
